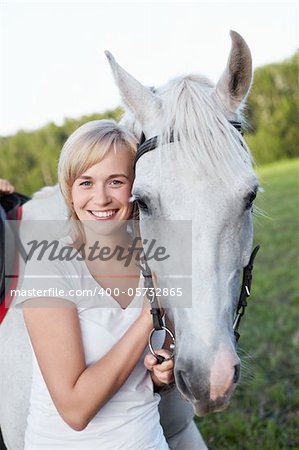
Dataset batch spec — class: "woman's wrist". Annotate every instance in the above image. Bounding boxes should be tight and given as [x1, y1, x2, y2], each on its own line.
[137, 311, 153, 332]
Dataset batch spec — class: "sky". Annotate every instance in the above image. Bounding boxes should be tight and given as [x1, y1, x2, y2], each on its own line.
[0, 1, 298, 136]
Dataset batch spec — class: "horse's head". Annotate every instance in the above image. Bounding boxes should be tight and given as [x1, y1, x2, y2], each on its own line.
[106, 31, 260, 415]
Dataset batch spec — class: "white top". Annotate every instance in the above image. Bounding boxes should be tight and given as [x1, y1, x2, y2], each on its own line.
[14, 238, 168, 450]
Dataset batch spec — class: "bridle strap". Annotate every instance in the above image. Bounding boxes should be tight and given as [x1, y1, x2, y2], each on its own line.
[134, 121, 260, 347]
[233, 244, 260, 341]
[131, 217, 164, 331]
[138, 255, 164, 331]
[139, 255, 176, 364]
[133, 136, 158, 171]
[228, 121, 244, 135]
[134, 121, 243, 170]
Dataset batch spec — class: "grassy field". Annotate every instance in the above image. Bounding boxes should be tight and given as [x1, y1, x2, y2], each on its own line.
[196, 158, 299, 449]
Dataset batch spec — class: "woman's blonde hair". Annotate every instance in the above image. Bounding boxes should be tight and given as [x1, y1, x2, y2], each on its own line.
[58, 119, 138, 243]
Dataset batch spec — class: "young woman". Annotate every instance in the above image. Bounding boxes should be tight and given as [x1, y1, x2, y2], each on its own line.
[15, 120, 174, 449]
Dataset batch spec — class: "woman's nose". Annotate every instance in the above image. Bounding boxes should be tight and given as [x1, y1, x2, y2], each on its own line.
[93, 185, 111, 205]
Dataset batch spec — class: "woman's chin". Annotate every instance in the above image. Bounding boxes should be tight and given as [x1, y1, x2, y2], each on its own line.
[82, 218, 126, 237]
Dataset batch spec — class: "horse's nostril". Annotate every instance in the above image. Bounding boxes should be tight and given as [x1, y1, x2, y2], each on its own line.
[176, 370, 192, 397]
[233, 364, 241, 383]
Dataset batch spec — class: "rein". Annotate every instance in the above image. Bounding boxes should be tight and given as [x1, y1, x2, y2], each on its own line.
[233, 244, 260, 341]
[138, 254, 176, 364]
[134, 121, 260, 362]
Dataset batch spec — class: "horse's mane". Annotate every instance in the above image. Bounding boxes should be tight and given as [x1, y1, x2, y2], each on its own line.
[122, 74, 257, 193]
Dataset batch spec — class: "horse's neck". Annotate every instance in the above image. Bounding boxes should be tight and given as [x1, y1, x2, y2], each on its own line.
[19, 185, 69, 251]
[22, 184, 67, 221]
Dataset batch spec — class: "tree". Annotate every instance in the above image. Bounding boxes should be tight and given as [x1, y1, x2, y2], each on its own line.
[246, 51, 299, 164]
[0, 108, 123, 195]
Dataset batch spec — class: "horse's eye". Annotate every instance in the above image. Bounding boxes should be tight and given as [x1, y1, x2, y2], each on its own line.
[136, 197, 150, 213]
[245, 190, 257, 210]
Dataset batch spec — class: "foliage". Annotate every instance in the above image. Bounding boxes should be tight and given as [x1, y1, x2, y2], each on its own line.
[0, 108, 123, 195]
[246, 51, 299, 165]
[0, 52, 298, 193]
[197, 158, 299, 449]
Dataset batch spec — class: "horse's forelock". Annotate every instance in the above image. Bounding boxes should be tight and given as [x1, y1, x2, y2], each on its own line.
[119, 110, 142, 141]
[120, 73, 256, 194]
[158, 75, 256, 192]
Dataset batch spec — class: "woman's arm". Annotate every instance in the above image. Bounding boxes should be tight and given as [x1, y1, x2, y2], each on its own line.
[22, 297, 153, 431]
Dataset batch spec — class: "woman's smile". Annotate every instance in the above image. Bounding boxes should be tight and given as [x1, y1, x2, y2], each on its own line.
[88, 209, 119, 220]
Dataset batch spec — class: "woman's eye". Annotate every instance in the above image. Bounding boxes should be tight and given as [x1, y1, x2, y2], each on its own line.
[79, 181, 92, 187]
[110, 179, 123, 186]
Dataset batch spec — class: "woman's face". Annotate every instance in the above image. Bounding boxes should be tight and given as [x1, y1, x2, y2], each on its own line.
[71, 145, 134, 229]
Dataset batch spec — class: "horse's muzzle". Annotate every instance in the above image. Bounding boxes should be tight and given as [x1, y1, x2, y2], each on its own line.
[175, 362, 240, 416]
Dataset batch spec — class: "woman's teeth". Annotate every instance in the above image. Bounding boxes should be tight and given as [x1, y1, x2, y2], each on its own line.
[90, 210, 117, 218]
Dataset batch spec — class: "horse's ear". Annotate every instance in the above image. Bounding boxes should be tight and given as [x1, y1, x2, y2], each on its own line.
[105, 51, 161, 127]
[214, 31, 252, 113]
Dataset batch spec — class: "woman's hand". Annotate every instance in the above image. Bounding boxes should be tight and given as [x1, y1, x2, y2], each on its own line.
[0, 178, 15, 194]
[144, 349, 174, 388]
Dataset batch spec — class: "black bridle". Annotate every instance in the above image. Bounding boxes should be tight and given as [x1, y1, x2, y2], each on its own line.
[134, 121, 243, 171]
[134, 121, 260, 362]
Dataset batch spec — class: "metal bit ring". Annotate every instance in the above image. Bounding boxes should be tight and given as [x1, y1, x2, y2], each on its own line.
[148, 326, 176, 362]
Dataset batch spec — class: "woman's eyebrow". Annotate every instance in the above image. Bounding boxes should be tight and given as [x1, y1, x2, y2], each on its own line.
[78, 173, 129, 180]
[107, 173, 129, 179]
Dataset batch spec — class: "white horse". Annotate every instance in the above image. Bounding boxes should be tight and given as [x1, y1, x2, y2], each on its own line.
[0, 31, 260, 449]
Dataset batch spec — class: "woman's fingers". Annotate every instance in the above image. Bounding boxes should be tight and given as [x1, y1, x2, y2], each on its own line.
[153, 349, 173, 365]
[154, 359, 174, 373]
[153, 362, 174, 384]
[144, 349, 174, 377]
[144, 353, 158, 371]
[0, 179, 15, 193]
[144, 349, 175, 385]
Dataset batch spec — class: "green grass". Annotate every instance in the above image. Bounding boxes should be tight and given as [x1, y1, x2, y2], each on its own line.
[196, 159, 299, 450]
